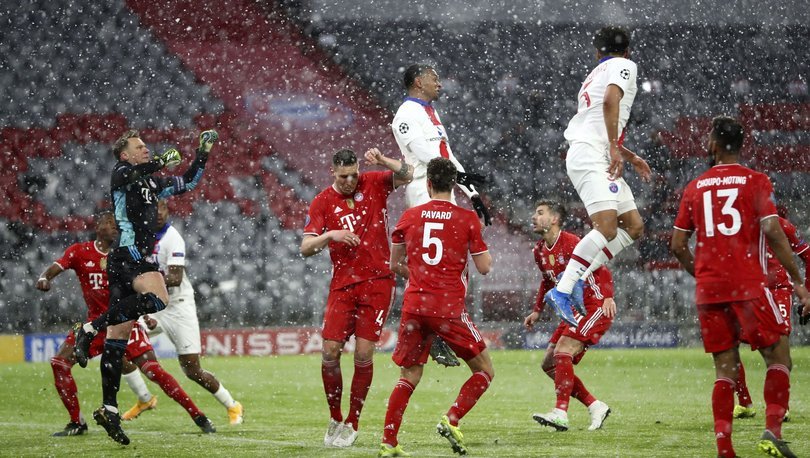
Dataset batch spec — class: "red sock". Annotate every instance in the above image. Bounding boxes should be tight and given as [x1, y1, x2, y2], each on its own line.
[713, 377, 736, 458]
[51, 357, 81, 423]
[735, 362, 753, 407]
[382, 379, 415, 447]
[554, 353, 575, 411]
[446, 371, 492, 426]
[140, 360, 203, 418]
[764, 364, 790, 439]
[344, 359, 373, 431]
[571, 375, 597, 407]
[322, 359, 343, 422]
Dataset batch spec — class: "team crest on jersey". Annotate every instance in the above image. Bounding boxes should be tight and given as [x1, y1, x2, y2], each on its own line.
[557, 255, 565, 265]
[609, 182, 619, 193]
[398, 122, 409, 134]
[620, 68, 630, 80]
[354, 192, 364, 202]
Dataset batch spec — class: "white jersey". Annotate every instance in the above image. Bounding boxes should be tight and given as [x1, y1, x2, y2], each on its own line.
[392, 97, 473, 206]
[154, 224, 195, 314]
[564, 57, 638, 150]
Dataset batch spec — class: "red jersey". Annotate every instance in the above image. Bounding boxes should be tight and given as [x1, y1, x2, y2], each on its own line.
[54, 241, 110, 321]
[391, 199, 488, 318]
[532, 231, 614, 313]
[674, 163, 778, 304]
[766, 217, 810, 289]
[304, 170, 395, 290]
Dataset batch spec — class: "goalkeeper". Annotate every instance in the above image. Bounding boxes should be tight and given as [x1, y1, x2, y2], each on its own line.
[72, 129, 218, 445]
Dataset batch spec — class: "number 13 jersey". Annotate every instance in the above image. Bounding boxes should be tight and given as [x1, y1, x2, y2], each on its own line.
[674, 163, 779, 304]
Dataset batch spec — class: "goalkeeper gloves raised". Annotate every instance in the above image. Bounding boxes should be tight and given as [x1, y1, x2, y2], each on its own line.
[457, 171, 487, 188]
[156, 148, 182, 168]
[471, 195, 492, 226]
[198, 129, 219, 155]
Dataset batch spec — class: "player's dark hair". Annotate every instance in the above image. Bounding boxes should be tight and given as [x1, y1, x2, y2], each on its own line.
[403, 64, 434, 90]
[535, 199, 567, 224]
[593, 26, 630, 54]
[95, 209, 114, 222]
[332, 149, 358, 167]
[427, 157, 456, 193]
[112, 130, 140, 159]
[710, 116, 744, 153]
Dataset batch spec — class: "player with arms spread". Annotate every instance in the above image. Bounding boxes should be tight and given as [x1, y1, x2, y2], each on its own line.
[72, 129, 218, 444]
[547, 26, 652, 325]
[301, 148, 412, 448]
[671, 116, 810, 458]
[733, 211, 810, 422]
[36, 212, 214, 438]
[378, 157, 494, 457]
[523, 200, 613, 432]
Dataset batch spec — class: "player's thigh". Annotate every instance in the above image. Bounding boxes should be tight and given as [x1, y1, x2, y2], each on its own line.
[108, 320, 134, 340]
[571, 304, 613, 348]
[767, 288, 792, 333]
[553, 335, 586, 357]
[156, 310, 201, 355]
[734, 294, 785, 351]
[133, 270, 169, 303]
[392, 312, 433, 367]
[432, 312, 487, 362]
[696, 303, 740, 353]
[405, 179, 430, 208]
[355, 278, 395, 342]
[322, 287, 359, 342]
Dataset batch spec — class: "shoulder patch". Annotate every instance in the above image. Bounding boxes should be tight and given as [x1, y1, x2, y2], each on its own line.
[398, 122, 409, 134]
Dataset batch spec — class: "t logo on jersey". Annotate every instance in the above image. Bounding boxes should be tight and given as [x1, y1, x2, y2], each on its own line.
[88, 272, 104, 290]
[340, 214, 358, 232]
[141, 186, 154, 203]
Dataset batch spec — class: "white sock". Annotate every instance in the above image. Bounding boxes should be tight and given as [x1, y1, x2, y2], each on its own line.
[557, 230, 609, 294]
[580, 228, 634, 278]
[122, 370, 153, 403]
[213, 384, 237, 408]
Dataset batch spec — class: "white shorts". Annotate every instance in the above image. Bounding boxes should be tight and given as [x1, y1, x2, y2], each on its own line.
[148, 297, 201, 355]
[566, 142, 637, 216]
[405, 177, 457, 208]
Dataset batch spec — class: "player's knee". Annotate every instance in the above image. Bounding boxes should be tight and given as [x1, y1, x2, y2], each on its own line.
[541, 359, 555, 374]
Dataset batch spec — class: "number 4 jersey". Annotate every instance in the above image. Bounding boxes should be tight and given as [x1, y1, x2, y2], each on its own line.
[54, 241, 110, 321]
[674, 163, 779, 304]
[392, 199, 488, 318]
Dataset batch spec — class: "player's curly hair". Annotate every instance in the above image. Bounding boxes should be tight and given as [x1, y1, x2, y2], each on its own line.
[711, 116, 744, 153]
[403, 64, 434, 89]
[535, 199, 567, 224]
[593, 26, 630, 54]
[427, 157, 457, 193]
[112, 130, 140, 159]
[332, 149, 357, 167]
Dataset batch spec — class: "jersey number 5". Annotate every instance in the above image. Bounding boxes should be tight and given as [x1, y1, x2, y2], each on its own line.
[422, 222, 444, 265]
[702, 189, 741, 237]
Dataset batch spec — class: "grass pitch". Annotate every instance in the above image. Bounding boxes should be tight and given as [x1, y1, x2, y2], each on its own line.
[0, 347, 807, 457]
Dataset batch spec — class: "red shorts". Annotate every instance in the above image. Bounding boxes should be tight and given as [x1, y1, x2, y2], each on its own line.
[323, 277, 395, 342]
[549, 307, 613, 364]
[392, 311, 487, 367]
[697, 293, 785, 353]
[767, 287, 792, 334]
[64, 324, 153, 361]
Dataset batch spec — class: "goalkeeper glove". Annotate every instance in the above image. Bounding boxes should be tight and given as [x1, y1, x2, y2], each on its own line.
[197, 129, 219, 155]
[156, 148, 182, 168]
[471, 195, 492, 226]
[457, 171, 487, 188]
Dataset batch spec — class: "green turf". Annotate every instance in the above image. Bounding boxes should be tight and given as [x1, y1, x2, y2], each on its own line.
[0, 347, 807, 457]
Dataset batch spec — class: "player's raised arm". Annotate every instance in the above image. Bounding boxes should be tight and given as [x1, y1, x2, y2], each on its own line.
[35, 262, 65, 291]
[604, 84, 625, 180]
[364, 148, 413, 188]
[157, 130, 218, 198]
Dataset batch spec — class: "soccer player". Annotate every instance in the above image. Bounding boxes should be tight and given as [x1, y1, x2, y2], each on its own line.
[36, 212, 214, 437]
[733, 213, 810, 421]
[378, 157, 494, 457]
[392, 63, 491, 225]
[120, 199, 243, 424]
[547, 26, 652, 325]
[671, 116, 810, 458]
[300, 148, 412, 448]
[72, 129, 218, 444]
[523, 200, 613, 432]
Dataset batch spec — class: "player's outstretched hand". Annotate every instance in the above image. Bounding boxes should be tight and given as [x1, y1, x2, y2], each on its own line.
[794, 282, 810, 325]
[471, 195, 492, 226]
[457, 171, 487, 188]
[330, 230, 361, 247]
[198, 129, 219, 155]
[601, 297, 617, 318]
[36, 277, 50, 291]
[143, 315, 158, 330]
[524, 311, 540, 331]
[607, 143, 624, 180]
[157, 148, 182, 168]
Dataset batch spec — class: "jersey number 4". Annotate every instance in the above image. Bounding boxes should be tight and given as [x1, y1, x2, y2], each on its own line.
[702, 189, 741, 237]
[422, 222, 444, 265]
